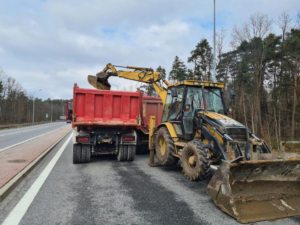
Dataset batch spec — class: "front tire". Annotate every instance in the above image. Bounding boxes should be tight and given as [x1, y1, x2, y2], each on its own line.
[181, 140, 211, 181]
[155, 127, 178, 167]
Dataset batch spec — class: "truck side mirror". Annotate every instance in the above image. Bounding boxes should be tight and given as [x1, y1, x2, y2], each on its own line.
[227, 107, 233, 115]
[171, 89, 178, 98]
[230, 90, 235, 100]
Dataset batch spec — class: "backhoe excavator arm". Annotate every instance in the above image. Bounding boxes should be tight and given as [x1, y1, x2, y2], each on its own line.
[88, 63, 169, 104]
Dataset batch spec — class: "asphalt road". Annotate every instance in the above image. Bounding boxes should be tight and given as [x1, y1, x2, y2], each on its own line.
[0, 122, 69, 150]
[0, 132, 300, 225]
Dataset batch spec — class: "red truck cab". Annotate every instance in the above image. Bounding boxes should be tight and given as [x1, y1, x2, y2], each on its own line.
[66, 100, 73, 123]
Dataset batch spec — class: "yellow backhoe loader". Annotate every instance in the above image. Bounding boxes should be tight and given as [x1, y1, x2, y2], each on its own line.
[88, 63, 300, 223]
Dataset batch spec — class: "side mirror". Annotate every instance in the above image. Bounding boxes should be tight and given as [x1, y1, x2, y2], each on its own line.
[171, 89, 178, 98]
[227, 107, 233, 115]
[229, 90, 235, 100]
[184, 104, 190, 112]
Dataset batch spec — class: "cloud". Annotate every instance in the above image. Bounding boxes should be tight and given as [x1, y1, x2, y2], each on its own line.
[0, 0, 299, 99]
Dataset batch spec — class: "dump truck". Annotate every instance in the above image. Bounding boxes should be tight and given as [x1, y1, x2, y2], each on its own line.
[72, 84, 162, 163]
[88, 63, 300, 223]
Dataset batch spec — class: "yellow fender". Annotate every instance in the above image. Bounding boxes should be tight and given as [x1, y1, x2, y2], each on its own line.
[158, 123, 178, 138]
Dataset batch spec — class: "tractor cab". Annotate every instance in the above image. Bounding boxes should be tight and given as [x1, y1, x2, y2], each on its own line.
[161, 81, 226, 140]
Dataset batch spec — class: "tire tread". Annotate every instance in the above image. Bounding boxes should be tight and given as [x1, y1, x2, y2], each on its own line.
[181, 140, 211, 181]
[155, 127, 179, 167]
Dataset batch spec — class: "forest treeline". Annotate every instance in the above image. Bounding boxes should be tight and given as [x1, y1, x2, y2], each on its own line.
[141, 11, 300, 147]
[0, 67, 69, 125]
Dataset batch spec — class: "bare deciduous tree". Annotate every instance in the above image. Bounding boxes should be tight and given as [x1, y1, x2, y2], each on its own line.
[216, 27, 227, 61]
[277, 10, 293, 41]
[295, 10, 300, 29]
[230, 12, 273, 48]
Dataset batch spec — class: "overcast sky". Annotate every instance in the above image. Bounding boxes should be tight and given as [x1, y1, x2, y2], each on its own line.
[0, 0, 299, 100]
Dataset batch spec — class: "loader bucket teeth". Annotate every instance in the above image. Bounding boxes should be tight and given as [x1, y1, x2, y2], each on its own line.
[87, 74, 111, 90]
[208, 155, 300, 223]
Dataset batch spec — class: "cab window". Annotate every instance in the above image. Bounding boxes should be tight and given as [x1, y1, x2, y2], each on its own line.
[168, 87, 184, 121]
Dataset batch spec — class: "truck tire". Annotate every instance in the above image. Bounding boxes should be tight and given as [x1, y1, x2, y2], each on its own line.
[73, 144, 82, 164]
[155, 127, 178, 167]
[117, 145, 128, 162]
[181, 140, 211, 181]
[127, 145, 136, 161]
[82, 144, 91, 163]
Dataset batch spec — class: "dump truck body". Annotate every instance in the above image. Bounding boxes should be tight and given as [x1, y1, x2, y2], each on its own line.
[72, 84, 162, 163]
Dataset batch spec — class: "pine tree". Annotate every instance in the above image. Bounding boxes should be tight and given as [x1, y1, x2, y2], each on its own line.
[156, 65, 167, 80]
[169, 56, 187, 83]
[140, 84, 156, 96]
[285, 29, 300, 138]
[188, 39, 213, 81]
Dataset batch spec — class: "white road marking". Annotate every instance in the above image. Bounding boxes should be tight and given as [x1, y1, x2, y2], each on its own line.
[0, 122, 63, 137]
[0, 123, 53, 134]
[0, 126, 50, 137]
[0, 125, 69, 153]
[2, 133, 73, 225]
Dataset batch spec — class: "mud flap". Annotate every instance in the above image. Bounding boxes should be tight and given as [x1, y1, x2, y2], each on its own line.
[208, 156, 300, 223]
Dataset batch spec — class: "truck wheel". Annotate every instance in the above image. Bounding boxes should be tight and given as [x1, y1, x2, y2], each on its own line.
[117, 145, 128, 162]
[155, 127, 178, 167]
[181, 140, 211, 181]
[73, 144, 82, 164]
[127, 145, 136, 161]
[82, 144, 91, 163]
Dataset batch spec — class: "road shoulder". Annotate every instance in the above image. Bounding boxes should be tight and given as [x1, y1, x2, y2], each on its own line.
[0, 126, 72, 201]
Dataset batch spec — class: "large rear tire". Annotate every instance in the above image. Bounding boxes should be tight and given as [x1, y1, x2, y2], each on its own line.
[155, 127, 178, 167]
[181, 140, 211, 181]
[117, 145, 128, 162]
[127, 145, 136, 161]
[73, 144, 82, 164]
[82, 144, 91, 163]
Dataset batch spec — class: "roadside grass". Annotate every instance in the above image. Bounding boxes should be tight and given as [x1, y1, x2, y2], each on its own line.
[267, 138, 300, 153]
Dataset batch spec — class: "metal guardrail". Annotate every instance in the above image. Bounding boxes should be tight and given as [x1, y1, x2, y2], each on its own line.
[0, 121, 52, 130]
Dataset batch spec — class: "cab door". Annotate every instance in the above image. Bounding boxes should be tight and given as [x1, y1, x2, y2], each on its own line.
[161, 86, 185, 137]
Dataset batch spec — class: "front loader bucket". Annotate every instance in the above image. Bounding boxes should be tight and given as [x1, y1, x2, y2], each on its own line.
[208, 153, 300, 223]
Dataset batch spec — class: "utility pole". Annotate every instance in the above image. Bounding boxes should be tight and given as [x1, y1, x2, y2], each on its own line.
[51, 100, 53, 122]
[32, 89, 42, 124]
[212, 0, 216, 82]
